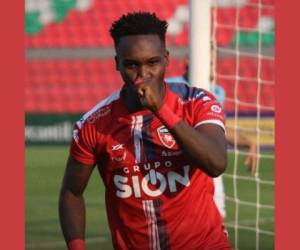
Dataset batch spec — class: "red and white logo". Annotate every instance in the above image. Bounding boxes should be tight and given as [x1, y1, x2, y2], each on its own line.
[211, 104, 222, 113]
[111, 144, 127, 162]
[157, 126, 176, 149]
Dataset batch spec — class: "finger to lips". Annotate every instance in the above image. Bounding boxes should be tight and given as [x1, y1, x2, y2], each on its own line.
[134, 78, 144, 85]
[139, 96, 147, 106]
[137, 87, 145, 97]
[137, 87, 150, 107]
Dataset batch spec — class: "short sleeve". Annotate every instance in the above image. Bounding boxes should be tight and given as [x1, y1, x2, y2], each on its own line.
[70, 119, 98, 166]
[192, 90, 226, 131]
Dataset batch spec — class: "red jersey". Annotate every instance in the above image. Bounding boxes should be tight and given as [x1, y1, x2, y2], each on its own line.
[70, 82, 231, 250]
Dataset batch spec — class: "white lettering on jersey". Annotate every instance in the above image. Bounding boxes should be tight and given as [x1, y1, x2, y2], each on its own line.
[123, 167, 129, 174]
[113, 165, 191, 198]
[154, 162, 161, 168]
[132, 176, 141, 198]
[161, 150, 182, 157]
[165, 161, 172, 168]
[142, 171, 167, 197]
[133, 165, 140, 173]
[168, 165, 190, 192]
[114, 175, 132, 198]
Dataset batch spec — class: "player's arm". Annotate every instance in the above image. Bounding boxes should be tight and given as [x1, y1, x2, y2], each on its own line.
[167, 120, 227, 177]
[137, 84, 227, 177]
[226, 127, 257, 175]
[59, 155, 95, 249]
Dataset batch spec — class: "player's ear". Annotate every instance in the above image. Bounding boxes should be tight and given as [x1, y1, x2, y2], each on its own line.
[114, 56, 120, 71]
[164, 50, 170, 66]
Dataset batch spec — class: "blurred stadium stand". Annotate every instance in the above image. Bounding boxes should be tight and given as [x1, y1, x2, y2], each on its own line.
[25, 0, 274, 114]
[25, 57, 274, 113]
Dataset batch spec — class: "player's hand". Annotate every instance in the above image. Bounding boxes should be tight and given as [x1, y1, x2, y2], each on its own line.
[244, 143, 258, 175]
[134, 78, 164, 113]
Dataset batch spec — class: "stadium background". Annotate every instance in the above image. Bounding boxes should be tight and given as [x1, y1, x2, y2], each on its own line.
[25, 0, 274, 249]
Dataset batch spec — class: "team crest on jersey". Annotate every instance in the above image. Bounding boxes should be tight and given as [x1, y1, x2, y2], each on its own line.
[211, 104, 222, 113]
[111, 144, 127, 162]
[157, 126, 176, 149]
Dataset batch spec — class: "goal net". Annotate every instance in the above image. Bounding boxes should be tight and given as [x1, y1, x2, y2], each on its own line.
[211, 1, 275, 249]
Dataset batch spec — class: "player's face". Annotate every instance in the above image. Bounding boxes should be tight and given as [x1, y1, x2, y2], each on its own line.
[115, 34, 169, 90]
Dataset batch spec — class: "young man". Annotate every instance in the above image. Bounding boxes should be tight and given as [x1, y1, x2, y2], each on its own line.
[59, 12, 231, 250]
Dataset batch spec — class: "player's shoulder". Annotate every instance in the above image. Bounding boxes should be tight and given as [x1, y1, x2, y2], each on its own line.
[165, 76, 188, 85]
[76, 90, 121, 129]
[166, 81, 216, 103]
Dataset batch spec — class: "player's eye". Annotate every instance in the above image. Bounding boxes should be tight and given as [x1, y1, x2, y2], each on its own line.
[123, 61, 139, 69]
[148, 60, 160, 66]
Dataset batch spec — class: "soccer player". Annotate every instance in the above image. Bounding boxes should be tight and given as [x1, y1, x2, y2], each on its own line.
[166, 58, 258, 218]
[59, 12, 231, 250]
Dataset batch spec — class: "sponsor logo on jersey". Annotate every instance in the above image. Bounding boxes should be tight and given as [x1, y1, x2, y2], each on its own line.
[203, 96, 211, 102]
[195, 91, 205, 99]
[87, 106, 111, 123]
[161, 150, 182, 157]
[76, 118, 85, 129]
[113, 160, 191, 198]
[211, 104, 222, 113]
[111, 144, 127, 162]
[157, 126, 176, 149]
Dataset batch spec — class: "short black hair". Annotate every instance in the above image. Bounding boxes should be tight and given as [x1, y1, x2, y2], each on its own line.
[109, 12, 168, 48]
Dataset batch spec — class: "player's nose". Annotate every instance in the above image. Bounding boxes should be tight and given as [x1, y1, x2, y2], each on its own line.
[137, 65, 150, 80]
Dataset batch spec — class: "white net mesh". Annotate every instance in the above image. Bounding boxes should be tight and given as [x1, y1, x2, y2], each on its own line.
[211, 1, 274, 249]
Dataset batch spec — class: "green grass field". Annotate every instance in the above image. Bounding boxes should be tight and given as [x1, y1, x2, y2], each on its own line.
[26, 146, 274, 250]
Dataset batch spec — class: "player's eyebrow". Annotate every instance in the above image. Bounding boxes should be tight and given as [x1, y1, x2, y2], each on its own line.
[147, 56, 162, 62]
[122, 56, 162, 64]
[122, 59, 139, 64]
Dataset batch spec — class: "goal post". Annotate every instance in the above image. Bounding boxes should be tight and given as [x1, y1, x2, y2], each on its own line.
[189, 0, 211, 90]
